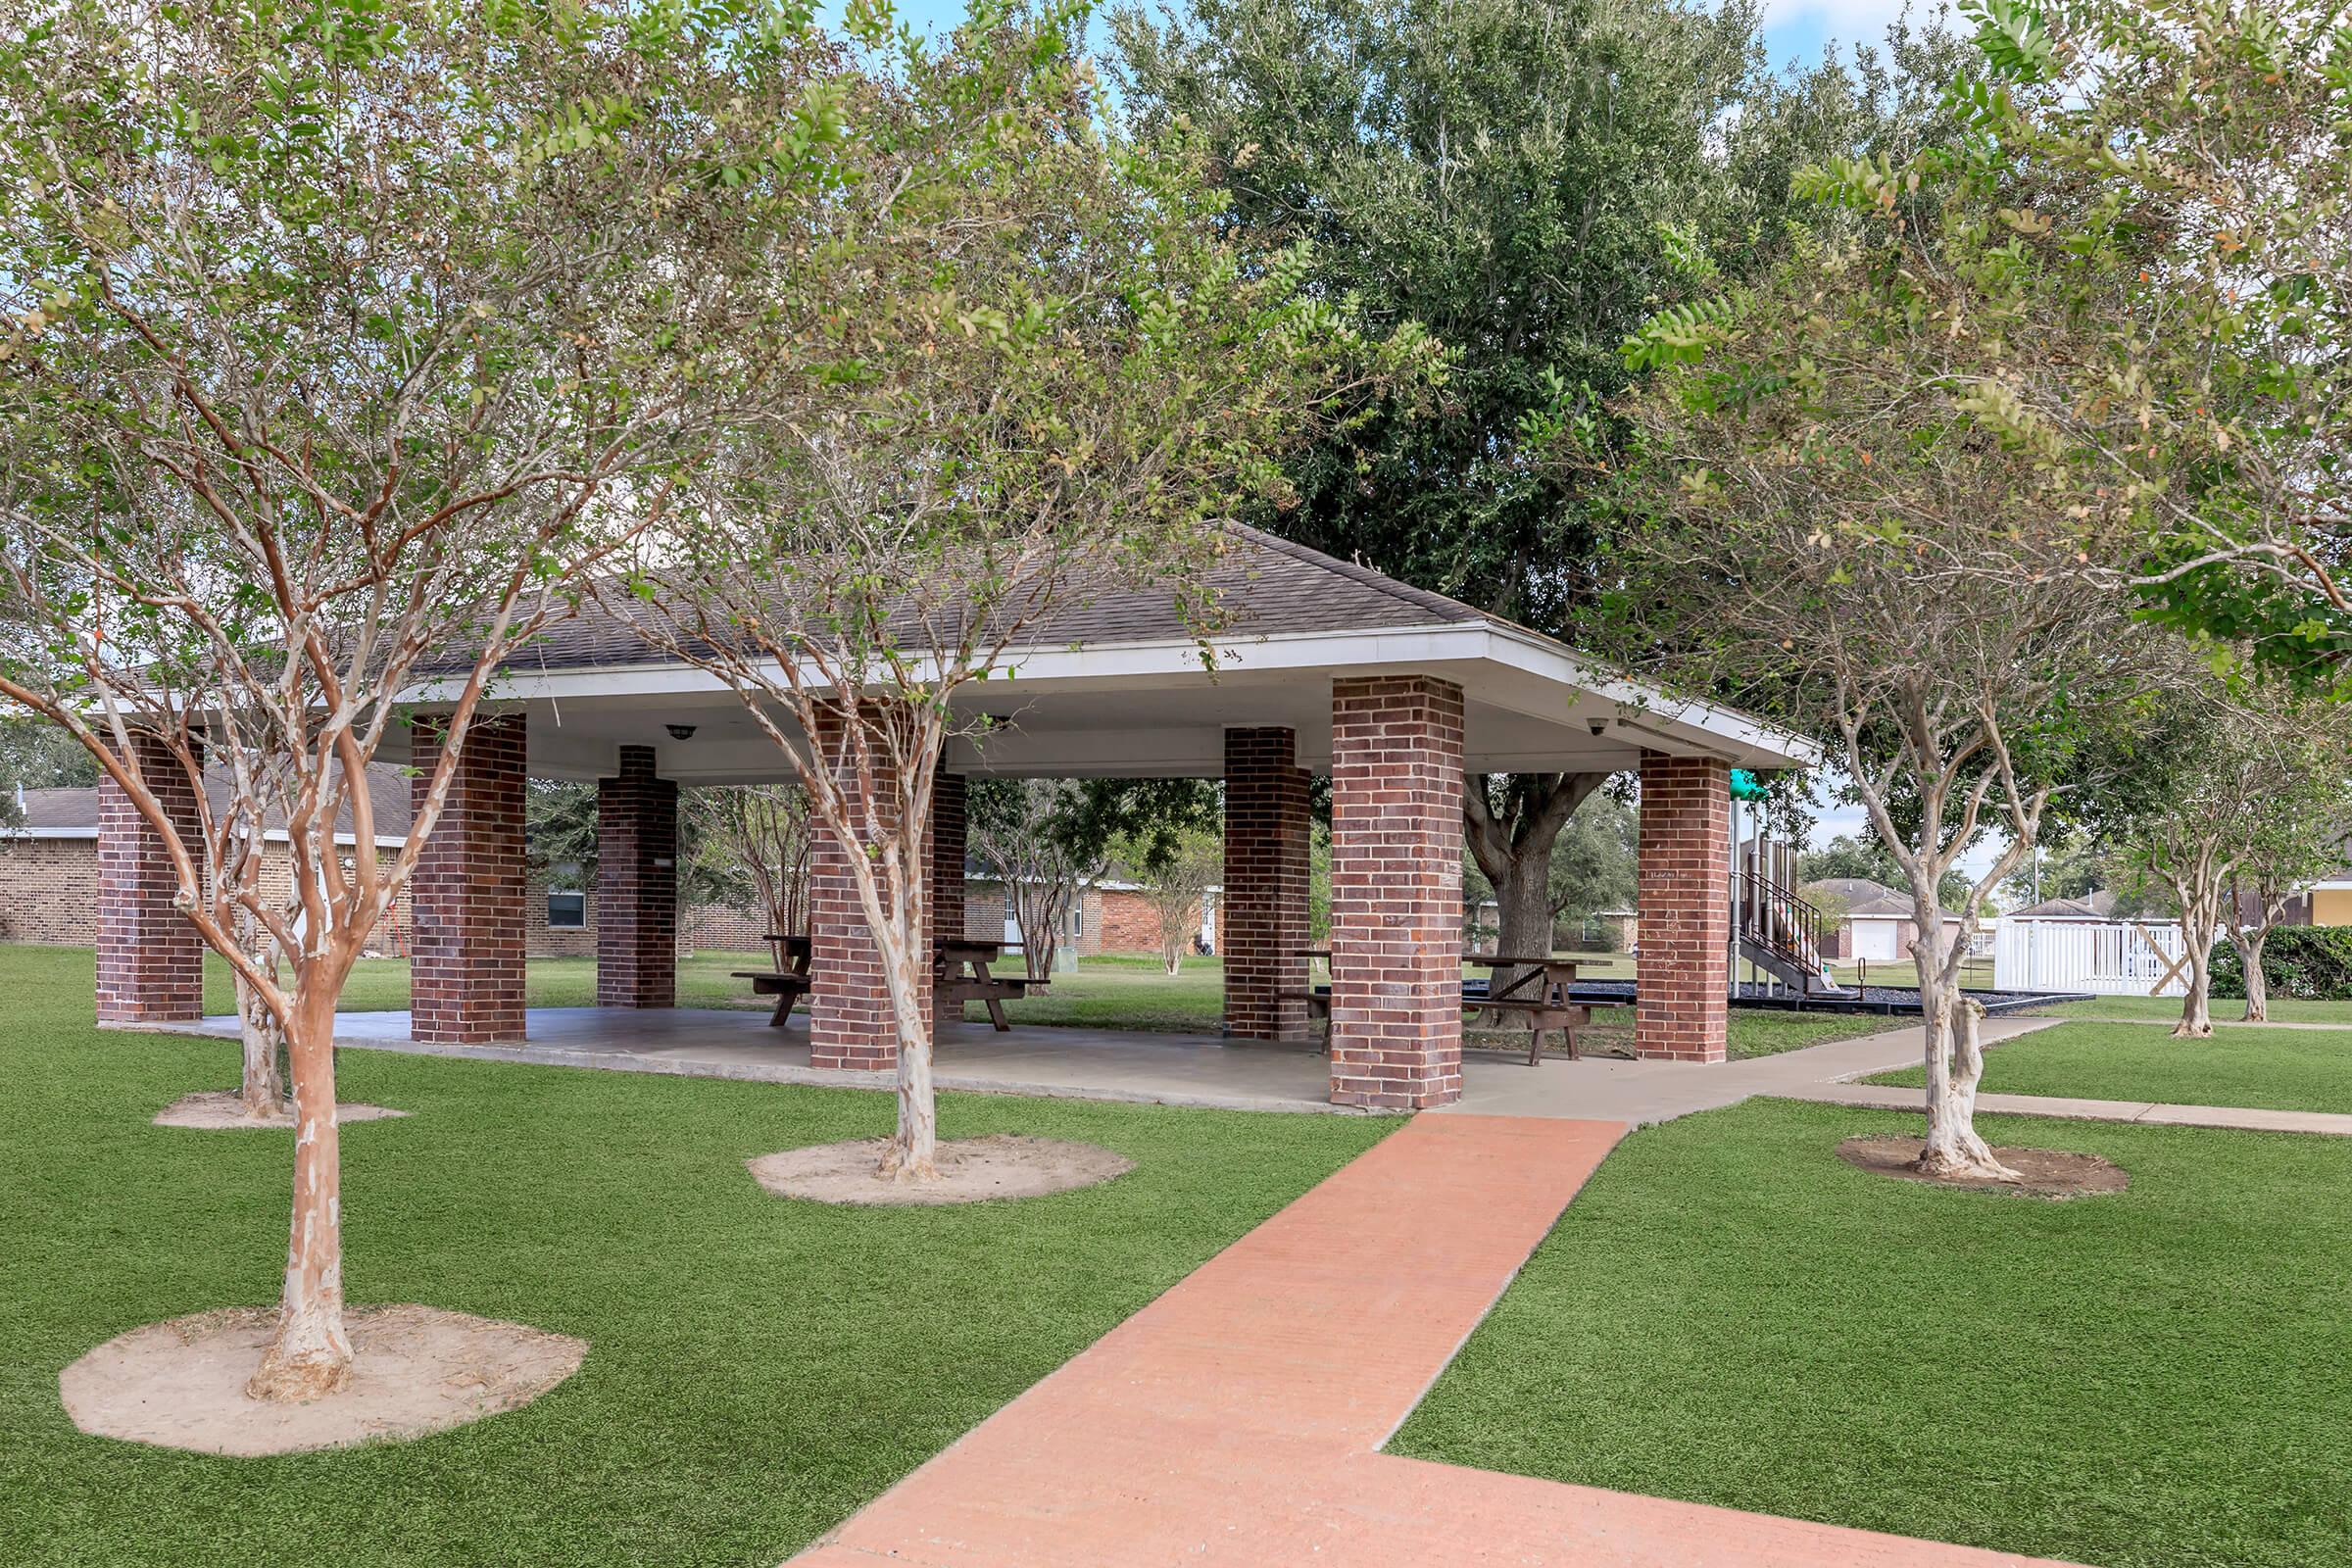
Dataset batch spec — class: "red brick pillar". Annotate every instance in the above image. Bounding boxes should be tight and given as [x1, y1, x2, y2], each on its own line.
[1636, 750, 1730, 1063]
[95, 733, 205, 1024]
[597, 746, 677, 1009]
[410, 713, 527, 1045]
[807, 710, 932, 1070]
[932, 772, 967, 946]
[1329, 676, 1465, 1108]
[1222, 727, 1311, 1041]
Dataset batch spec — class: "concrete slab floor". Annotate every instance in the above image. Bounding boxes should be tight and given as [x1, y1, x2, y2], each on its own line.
[134, 1008, 2057, 1123]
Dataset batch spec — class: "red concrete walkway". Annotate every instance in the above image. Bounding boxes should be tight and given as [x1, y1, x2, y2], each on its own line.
[791, 1115, 2078, 1567]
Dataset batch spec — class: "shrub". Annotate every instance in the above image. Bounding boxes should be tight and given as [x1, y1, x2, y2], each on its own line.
[2210, 927, 2352, 1001]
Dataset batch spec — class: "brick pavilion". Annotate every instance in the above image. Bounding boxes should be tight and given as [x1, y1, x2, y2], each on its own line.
[92, 530, 1813, 1109]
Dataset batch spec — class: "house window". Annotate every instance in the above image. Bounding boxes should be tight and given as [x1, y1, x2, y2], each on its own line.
[547, 890, 587, 929]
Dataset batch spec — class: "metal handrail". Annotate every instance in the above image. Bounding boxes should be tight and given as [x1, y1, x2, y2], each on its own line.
[1732, 868, 1836, 993]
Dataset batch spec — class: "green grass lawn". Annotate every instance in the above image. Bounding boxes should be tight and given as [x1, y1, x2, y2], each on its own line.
[1864, 1020, 2352, 1114]
[2, 943, 1389, 1567]
[1391, 1098, 2352, 1568]
[2034, 994, 2352, 1026]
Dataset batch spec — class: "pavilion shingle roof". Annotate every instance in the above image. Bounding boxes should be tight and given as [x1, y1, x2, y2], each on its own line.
[489, 525, 1503, 676]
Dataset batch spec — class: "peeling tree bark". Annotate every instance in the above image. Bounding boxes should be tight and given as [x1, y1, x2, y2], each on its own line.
[247, 983, 351, 1400]
[231, 908, 286, 1118]
[2237, 930, 2272, 1021]
[1913, 930, 2020, 1182]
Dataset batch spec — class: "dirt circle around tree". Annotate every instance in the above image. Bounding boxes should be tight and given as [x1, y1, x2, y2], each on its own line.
[151, 1091, 410, 1131]
[59, 1304, 587, 1457]
[1837, 1134, 2130, 1200]
[748, 1135, 1135, 1206]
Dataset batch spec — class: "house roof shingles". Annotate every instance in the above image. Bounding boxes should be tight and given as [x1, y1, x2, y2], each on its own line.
[15, 762, 415, 844]
[489, 525, 1507, 678]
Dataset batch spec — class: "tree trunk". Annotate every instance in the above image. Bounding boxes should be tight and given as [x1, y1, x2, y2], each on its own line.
[1918, 987, 2016, 1180]
[247, 984, 352, 1400]
[230, 906, 286, 1117]
[876, 912, 938, 1181]
[2240, 931, 2270, 1022]
[1494, 853, 1554, 962]
[1915, 962, 2020, 1182]
[2173, 940, 2214, 1038]
[234, 972, 286, 1118]
[2173, 906, 2217, 1039]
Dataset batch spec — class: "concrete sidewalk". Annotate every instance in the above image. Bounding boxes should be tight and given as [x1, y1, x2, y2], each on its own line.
[1438, 1014, 2055, 1124]
[1780, 1081, 2352, 1137]
[790, 1114, 2079, 1568]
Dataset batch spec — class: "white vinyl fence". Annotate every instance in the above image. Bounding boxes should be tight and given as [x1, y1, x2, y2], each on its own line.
[1994, 919, 2199, 996]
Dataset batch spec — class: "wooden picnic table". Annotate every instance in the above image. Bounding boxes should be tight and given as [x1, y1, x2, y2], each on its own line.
[1464, 955, 1617, 1064]
[734, 934, 813, 1028]
[936, 938, 1042, 1032]
[1288, 950, 1619, 1064]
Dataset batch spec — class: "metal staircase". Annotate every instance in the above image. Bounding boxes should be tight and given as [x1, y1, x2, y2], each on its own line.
[1727, 826, 1850, 1000]
[1734, 867, 1848, 998]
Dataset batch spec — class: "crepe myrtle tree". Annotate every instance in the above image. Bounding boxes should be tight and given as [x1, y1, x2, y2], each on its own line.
[969, 778, 1104, 980]
[623, 5, 1437, 1182]
[2110, 689, 2352, 1034]
[1952, 0, 2352, 685]
[1606, 197, 2174, 1180]
[1125, 825, 1221, 975]
[0, 0, 855, 1398]
[688, 785, 816, 966]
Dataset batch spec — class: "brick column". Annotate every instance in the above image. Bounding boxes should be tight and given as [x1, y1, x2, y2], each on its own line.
[410, 713, 527, 1045]
[597, 746, 677, 1008]
[807, 711, 932, 1070]
[1222, 727, 1311, 1041]
[95, 733, 205, 1024]
[1329, 675, 1465, 1108]
[1635, 749, 1730, 1063]
[932, 772, 967, 945]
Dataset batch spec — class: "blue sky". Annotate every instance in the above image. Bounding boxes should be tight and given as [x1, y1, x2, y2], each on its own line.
[848, 0, 1948, 74]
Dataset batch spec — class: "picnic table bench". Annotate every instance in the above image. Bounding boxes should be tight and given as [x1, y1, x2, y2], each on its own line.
[937, 939, 1042, 1032]
[733, 934, 812, 1027]
[1289, 951, 1630, 1064]
[1463, 956, 1629, 1064]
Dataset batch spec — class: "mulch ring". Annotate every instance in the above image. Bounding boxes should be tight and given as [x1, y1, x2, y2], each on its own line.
[1837, 1134, 2129, 1200]
[747, 1135, 1134, 1206]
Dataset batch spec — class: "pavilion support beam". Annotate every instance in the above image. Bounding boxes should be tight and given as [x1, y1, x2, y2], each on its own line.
[1222, 727, 1311, 1043]
[1635, 749, 1729, 1063]
[932, 772, 967, 947]
[95, 730, 204, 1025]
[596, 745, 678, 1009]
[1328, 675, 1464, 1108]
[808, 710, 932, 1070]
[411, 713, 527, 1046]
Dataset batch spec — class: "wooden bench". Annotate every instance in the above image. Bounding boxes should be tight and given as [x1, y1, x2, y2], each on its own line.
[733, 934, 812, 1028]
[937, 939, 1041, 1032]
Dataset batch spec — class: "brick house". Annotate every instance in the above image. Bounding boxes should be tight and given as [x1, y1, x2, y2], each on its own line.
[1, 768, 416, 954]
[1, 765, 794, 959]
[83, 527, 1814, 1105]
[961, 876, 1222, 961]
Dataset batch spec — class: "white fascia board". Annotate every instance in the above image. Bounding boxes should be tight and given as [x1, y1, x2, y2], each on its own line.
[444, 620, 1817, 768]
[1472, 622, 1823, 768]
